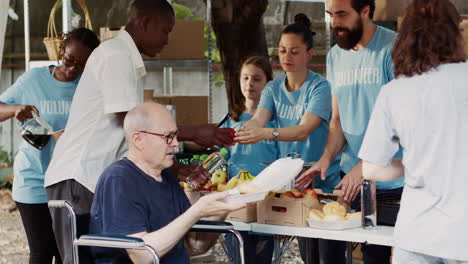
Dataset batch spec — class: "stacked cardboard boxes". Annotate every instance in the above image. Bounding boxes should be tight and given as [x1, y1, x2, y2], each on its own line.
[100, 20, 204, 60]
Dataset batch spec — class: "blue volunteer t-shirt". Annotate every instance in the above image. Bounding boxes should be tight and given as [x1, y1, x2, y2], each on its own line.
[0, 66, 78, 204]
[90, 158, 192, 264]
[327, 26, 403, 189]
[221, 112, 278, 178]
[258, 71, 341, 192]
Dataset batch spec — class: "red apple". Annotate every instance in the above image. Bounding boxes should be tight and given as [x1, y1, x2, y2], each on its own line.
[280, 191, 296, 199]
[201, 182, 214, 192]
[216, 182, 229, 192]
[226, 128, 236, 141]
[303, 188, 318, 200]
[291, 189, 304, 198]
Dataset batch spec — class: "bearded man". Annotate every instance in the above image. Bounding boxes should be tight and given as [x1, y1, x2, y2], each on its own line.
[296, 0, 404, 263]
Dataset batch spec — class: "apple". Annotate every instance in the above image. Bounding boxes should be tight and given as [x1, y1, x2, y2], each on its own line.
[201, 182, 214, 192]
[226, 128, 236, 141]
[291, 189, 304, 198]
[211, 170, 227, 186]
[280, 191, 296, 199]
[303, 188, 318, 200]
[217, 182, 229, 192]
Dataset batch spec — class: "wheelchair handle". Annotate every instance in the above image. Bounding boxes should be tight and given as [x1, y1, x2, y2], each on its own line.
[48, 200, 69, 208]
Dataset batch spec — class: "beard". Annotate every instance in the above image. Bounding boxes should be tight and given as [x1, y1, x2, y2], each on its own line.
[334, 18, 364, 50]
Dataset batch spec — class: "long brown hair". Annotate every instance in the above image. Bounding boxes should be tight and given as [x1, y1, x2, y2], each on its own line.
[392, 0, 466, 78]
[230, 56, 273, 122]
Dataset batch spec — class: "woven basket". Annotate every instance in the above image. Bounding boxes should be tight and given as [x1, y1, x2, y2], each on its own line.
[43, 0, 93, 61]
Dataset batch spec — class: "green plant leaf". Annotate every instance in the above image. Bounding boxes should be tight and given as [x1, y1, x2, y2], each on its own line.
[172, 2, 193, 19]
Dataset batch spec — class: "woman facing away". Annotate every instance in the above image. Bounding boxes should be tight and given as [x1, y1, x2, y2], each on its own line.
[358, 0, 468, 263]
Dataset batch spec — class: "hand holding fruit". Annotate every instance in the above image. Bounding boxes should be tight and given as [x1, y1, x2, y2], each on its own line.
[191, 124, 234, 148]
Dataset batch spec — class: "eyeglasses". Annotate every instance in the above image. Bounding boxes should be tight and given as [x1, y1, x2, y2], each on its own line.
[138, 130, 179, 144]
[62, 54, 86, 71]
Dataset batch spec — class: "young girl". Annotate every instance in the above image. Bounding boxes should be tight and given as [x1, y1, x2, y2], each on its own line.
[235, 14, 344, 263]
[221, 56, 278, 178]
[222, 56, 277, 264]
[0, 28, 99, 264]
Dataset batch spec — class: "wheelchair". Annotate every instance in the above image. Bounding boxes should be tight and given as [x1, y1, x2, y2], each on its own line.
[48, 200, 245, 264]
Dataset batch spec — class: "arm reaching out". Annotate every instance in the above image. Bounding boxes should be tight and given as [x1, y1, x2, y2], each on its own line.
[126, 192, 245, 264]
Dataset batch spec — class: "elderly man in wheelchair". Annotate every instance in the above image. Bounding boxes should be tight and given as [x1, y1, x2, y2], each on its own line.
[50, 102, 245, 264]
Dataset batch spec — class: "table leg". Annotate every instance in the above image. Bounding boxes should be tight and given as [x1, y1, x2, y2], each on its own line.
[272, 235, 296, 264]
[218, 235, 233, 263]
[346, 242, 353, 264]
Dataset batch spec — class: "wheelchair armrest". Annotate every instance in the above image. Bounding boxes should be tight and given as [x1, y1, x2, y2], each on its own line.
[75, 234, 146, 249]
[191, 220, 235, 233]
[76, 235, 160, 264]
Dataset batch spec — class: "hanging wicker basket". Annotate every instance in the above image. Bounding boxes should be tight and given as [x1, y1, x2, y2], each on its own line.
[43, 0, 93, 61]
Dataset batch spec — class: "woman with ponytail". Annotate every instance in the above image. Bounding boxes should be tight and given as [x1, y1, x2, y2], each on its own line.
[237, 13, 341, 196]
[235, 14, 344, 263]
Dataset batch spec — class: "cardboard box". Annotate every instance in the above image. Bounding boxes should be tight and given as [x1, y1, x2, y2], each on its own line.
[144, 90, 154, 102]
[257, 190, 347, 227]
[184, 190, 257, 223]
[226, 203, 257, 223]
[153, 96, 208, 127]
[100, 20, 204, 60]
[257, 196, 320, 227]
[144, 20, 205, 60]
[374, 0, 410, 21]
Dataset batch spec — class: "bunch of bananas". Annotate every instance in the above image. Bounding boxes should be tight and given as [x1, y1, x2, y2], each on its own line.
[217, 170, 255, 192]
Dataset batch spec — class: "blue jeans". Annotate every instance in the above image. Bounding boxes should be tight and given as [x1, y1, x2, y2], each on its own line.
[351, 187, 403, 264]
[225, 232, 274, 264]
[393, 248, 468, 264]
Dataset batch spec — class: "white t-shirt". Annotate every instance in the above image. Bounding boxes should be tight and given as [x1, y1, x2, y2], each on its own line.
[359, 62, 468, 261]
[45, 30, 146, 192]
